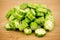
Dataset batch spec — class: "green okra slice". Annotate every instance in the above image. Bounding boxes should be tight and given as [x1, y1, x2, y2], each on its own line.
[44, 14, 54, 31]
[26, 10, 36, 21]
[22, 18, 30, 23]
[24, 28, 32, 35]
[45, 14, 54, 22]
[38, 4, 46, 8]
[9, 15, 15, 21]
[30, 22, 40, 30]
[27, 3, 37, 9]
[6, 8, 16, 18]
[9, 20, 19, 30]
[35, 17, 44, 26]
[30, 9, 36, 16]
[44, 9, 52, 17]
[15, 6, 20, 10]
[28, 3, 46, 9]
[44, 20, 54, 31]
[18, 21, 28, 31]
[36, 12, 44, 17]
[24, 8, 30, 13]
[36, 8, 47, 13]
[13, 20, 20, 28]
[15, 6, 26, 15]
[27, 3, 40, 9]
[19, 9, 26, 15]
[9, 9, 26, 21]
[13, 12, 23, 21]
[47, 9, 52, 14]
[35, 28, 46, 37]
[20, 3, 28, 9]
[4, 23, 12, 30]
[9, 21, 16, 30]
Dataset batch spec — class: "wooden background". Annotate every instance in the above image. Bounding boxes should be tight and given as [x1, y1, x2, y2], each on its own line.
[0, 0, 60, 40]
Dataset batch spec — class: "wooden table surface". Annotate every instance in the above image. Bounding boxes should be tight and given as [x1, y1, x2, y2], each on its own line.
[0, 0, 60, 40]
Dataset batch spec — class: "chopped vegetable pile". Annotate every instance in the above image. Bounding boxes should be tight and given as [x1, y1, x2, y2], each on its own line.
[5, 3, 54, 37]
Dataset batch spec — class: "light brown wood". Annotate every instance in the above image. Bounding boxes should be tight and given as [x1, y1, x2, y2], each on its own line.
[0, 0, 60, 40]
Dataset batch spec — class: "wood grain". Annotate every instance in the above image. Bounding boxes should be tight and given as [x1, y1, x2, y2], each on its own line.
[0, 0, 60, 40]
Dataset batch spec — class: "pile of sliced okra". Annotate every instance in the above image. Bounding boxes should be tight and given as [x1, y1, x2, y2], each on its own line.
[5, 3, 54, 37]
